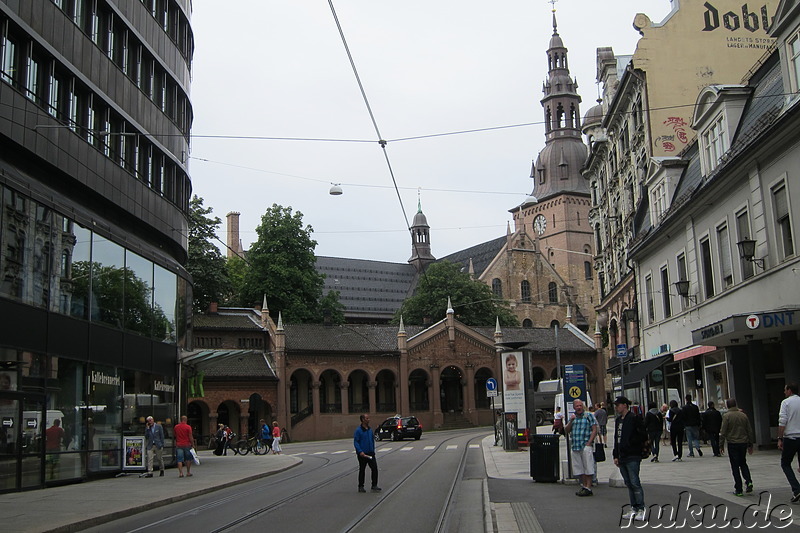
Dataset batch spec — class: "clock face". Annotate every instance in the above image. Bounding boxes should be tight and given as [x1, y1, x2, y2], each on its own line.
[534, 215, 547, 235]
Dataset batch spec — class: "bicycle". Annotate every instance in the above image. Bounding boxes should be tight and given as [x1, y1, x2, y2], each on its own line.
[234, 434, 268, 456]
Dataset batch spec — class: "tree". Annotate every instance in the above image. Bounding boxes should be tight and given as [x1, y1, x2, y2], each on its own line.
[395, 261, 519, 327]
[320, 289, 346, 325]
[186, 196, 231, 312]
[240, 204, 327, 323]
[225, 254, 248, 306]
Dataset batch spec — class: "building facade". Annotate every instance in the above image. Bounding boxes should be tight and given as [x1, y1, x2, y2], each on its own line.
[630, 0, 800, 446]
[186, 304, 601, 442]
[582, 0, 780, 395]
[0, 0, 194, 491]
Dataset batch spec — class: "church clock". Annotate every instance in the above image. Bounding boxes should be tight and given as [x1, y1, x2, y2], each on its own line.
[533, 214, 547, 235]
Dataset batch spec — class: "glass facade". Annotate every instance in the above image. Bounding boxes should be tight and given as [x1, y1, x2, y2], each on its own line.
[0, 184, 187, 492]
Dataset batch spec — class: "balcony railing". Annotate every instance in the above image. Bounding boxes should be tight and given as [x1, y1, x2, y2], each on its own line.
[290, 406, 312, 427]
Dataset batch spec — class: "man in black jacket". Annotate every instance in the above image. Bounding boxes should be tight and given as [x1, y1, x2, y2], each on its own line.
[682, 394, 703, 457]
[702, 401, 723, 457]
[613, 396, 648, 522]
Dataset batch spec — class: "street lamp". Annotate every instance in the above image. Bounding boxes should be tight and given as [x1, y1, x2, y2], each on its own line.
[736, 238, 764, 268]
[329, 183, 343, 196]
[673, 279, 697, 303]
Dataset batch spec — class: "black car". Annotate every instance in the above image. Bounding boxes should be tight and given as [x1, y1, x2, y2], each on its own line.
[374, 416, 422, 441]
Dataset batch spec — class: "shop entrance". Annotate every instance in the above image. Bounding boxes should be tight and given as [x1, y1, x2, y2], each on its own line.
[0, 393, 47, 492]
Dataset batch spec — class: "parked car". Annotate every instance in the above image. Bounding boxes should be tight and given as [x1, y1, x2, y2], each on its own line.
[374, 416, 422, 441]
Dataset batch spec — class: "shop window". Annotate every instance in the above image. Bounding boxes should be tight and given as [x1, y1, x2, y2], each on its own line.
[91, 233, 125, 327]
[86, 364, 122, 473]
[154, 264, 177, 344]
[124, 250, 154, 336]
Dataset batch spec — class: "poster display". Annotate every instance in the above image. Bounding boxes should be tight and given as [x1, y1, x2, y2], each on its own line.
[99, 437, 120, 470]
[502, 351, 526, 430]
[123, 436, 145, 471]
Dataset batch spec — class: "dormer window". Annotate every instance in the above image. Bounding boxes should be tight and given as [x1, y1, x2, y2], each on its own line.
[790, 32, 800, 92]
[702, 115, 728, 171]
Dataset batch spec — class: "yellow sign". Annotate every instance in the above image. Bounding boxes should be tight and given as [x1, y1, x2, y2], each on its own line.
[569, 386, 582, 399]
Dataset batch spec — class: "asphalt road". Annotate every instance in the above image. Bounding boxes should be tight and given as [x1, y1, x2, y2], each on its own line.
[84, 427, 488, 533]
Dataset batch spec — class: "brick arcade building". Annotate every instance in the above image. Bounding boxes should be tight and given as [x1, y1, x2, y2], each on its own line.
[186, 303, 601, 442]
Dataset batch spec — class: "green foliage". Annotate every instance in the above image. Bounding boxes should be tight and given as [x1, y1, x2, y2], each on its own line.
[71, 261, 170, 337]
[395, 261, 519, 327]
[187, 196, 231, 312]
[320, 290, 346, 325]
[239, 204, 327, 323]
[225, 255, 248, 306]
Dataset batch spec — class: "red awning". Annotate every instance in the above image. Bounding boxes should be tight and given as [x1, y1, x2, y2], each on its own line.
[673, 345, 718, 361]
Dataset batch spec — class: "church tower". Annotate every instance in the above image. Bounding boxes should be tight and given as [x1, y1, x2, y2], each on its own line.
[408, 200, 435, 272]
[508, 8, 594, 328]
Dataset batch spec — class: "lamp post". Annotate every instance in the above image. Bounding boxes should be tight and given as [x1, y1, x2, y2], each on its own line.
[736, 238, 765, 268]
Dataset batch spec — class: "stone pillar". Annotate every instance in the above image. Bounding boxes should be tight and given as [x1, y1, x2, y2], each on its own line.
[239, 413, 249, 438]
[747, 341, 771, 447]
[431, 364, 442, 428]
[727, 346, 753, 414]
[340, 381, 350, 415]
[311, 380, 321, 421]
[465, 364, 475, 418]
[782, 331, 800, 386]
[368, 381, 377, 415]
[209, 411, 218, 438]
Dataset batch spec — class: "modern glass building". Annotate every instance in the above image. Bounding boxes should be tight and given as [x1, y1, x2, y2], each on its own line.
[0, 0, 193, 491]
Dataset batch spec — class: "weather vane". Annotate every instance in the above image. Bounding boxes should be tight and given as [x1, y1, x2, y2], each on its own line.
[548, 0, 558, 12]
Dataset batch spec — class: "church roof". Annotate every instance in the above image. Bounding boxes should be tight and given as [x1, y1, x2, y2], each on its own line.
[316, 256, 417, 321]
[283, 323, 424, 353]
[471, 326, 596, 353]
[437, 236, 507, 278]
[194, 313, 264, 331]
[201, 352, 276, 378]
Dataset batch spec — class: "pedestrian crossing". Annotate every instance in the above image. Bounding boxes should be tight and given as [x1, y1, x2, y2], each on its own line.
[288, 443, 473, 456]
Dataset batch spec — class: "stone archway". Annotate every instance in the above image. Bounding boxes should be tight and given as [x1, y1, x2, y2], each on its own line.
[216, 400, 241, 435]
[474, 367, 494, 409]
[440, 366, 464, 413]
[531, 367, 547, 391]
[246, 393, 272, 436]
[409, 369, 430, 411]
[348, 370, 370, 413]
[187, 400, 209, 440]
[319, 370, 342, 413]
[375, 369, 397, 413]
[290, 369, 313, 416]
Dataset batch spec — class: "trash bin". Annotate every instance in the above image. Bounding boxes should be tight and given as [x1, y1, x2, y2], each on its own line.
[530, 433, 560, 482]
[502, 412, 518, 451]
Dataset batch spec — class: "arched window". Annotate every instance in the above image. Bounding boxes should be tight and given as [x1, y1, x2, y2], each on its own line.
[548, 282, 558, 303]
[550, 320, 560, 329]
[492, 278, 503, 298]
[584, 261, 592, 280]
[521, 280, 531, 303]
[522, 318, 533, 328]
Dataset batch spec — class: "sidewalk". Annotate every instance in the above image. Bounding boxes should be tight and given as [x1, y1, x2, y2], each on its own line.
[482, 429, 800, 531]
[1, 451, 301, 533]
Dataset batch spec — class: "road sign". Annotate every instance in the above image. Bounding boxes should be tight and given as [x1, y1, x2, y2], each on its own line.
[616, 343, 628, 358]
[563, 364, 587, 403]
[486, 390, 499, 398]
[486, 378, 498, 392]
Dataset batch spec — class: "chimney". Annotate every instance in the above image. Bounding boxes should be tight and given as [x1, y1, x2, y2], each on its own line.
[208, 302, 218, 314]
[226, 212, 241, 259]
[323, 309, 333, 327]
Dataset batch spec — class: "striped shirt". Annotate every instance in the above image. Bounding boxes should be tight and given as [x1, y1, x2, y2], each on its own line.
[569, 411, 597, 451]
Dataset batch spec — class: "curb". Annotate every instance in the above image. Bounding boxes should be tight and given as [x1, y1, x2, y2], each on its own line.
[483, 478, 493, 533]
[44, 457, 303, 533]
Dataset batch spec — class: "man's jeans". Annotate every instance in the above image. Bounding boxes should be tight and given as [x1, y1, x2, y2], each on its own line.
[685, 426, 701, 454]
[357, 453, 378, 488]
[727, 443, 751, 493]
[708, 432, 721, 456]
[781, 437, 800, 495]
[648, 430, 662, 459]
[618, 457, 645, 511]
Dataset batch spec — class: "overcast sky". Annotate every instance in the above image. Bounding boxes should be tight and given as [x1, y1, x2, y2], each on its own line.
[188, 0, 672, 263]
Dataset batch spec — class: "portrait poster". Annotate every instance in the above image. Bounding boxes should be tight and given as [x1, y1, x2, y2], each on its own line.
[99, 437, 120, 470]
[502, 351, 527, 430]
[123, 436, 146, 471]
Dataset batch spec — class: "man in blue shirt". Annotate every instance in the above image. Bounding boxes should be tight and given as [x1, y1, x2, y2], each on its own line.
[354, 414, 380, 493]
[565, 399, 598, 497]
